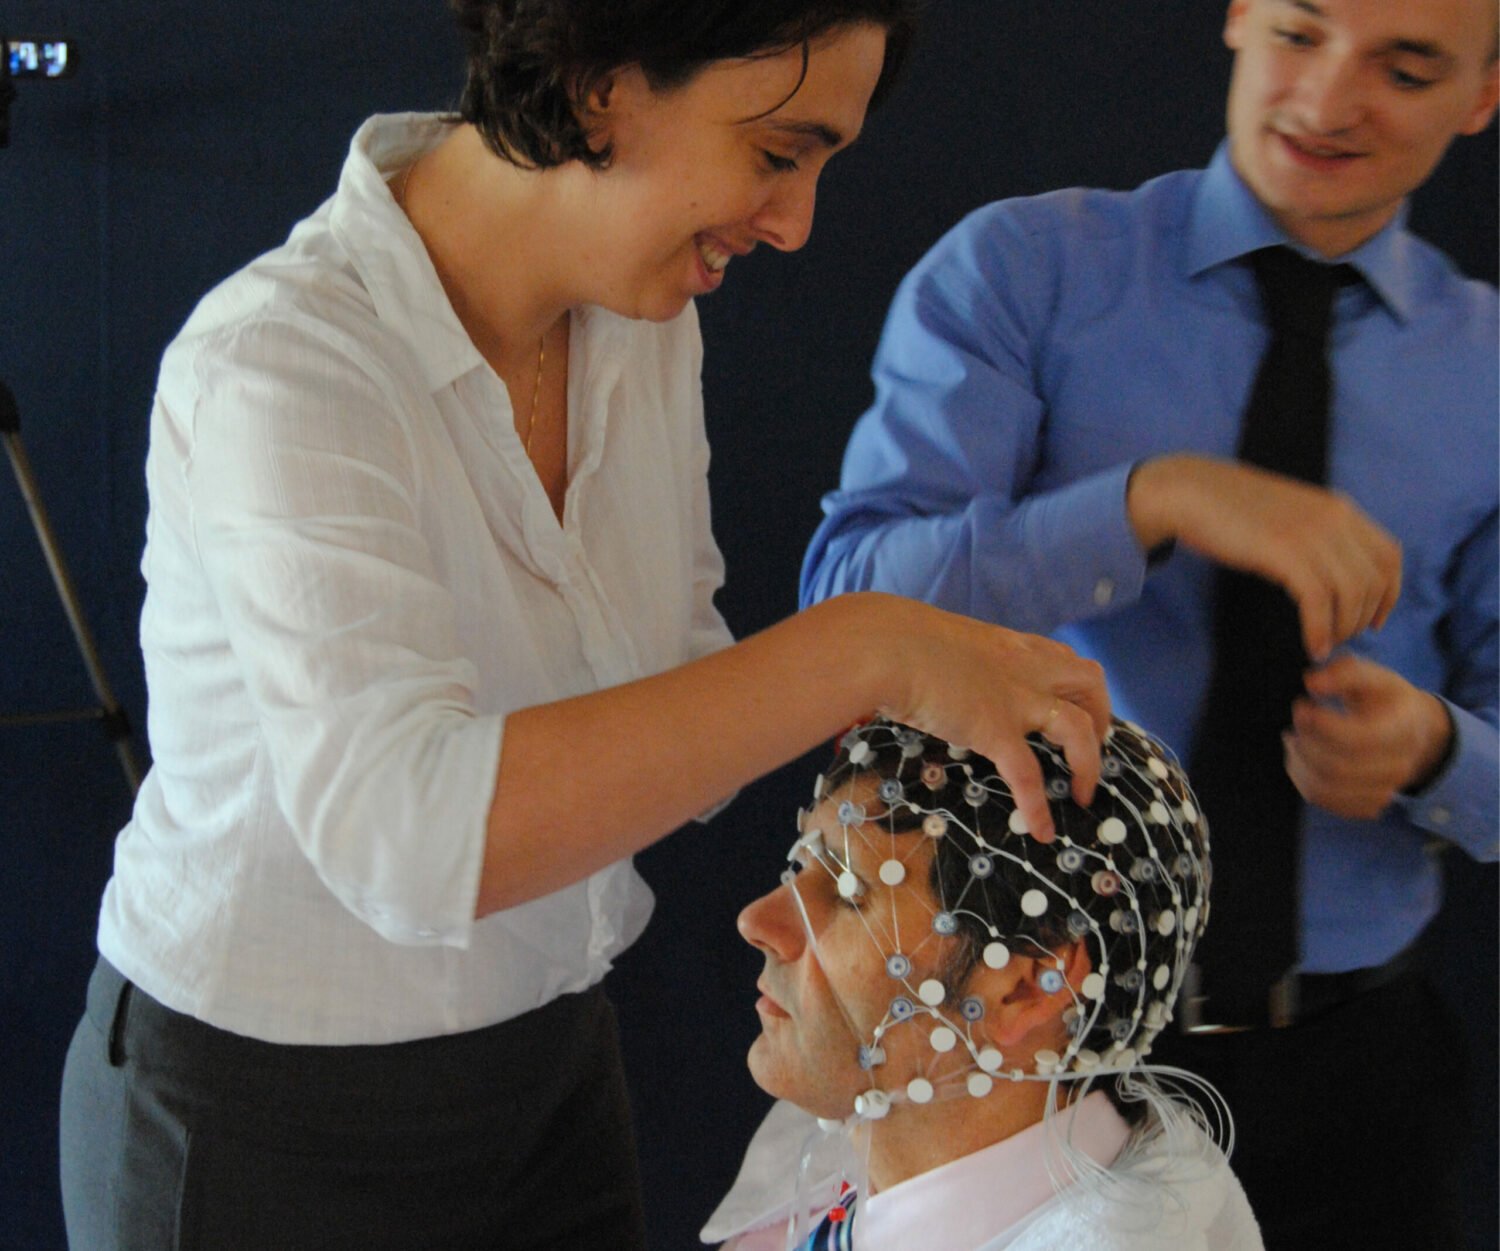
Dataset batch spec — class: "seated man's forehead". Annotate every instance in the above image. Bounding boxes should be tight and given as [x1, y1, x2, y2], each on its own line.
[791, 788, 932, 877]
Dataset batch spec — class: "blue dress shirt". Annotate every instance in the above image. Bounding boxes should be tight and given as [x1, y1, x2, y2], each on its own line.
[802, 144, 1498, 973]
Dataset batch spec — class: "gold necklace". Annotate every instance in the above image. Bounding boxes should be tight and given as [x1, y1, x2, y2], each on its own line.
[391, 161, 413, 208]
[524, 332, 546, 456]
[395, 160, 546, 458]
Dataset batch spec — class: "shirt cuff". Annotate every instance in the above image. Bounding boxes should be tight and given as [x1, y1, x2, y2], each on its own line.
[977, 461, 1149, 624]
[1392, 698, 1498, 858]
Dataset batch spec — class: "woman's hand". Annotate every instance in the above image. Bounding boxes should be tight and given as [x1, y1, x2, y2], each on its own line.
[856, 593, 1110, 842]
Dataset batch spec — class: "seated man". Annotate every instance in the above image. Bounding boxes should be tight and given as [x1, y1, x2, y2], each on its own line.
[704, 717, 1262, 1250]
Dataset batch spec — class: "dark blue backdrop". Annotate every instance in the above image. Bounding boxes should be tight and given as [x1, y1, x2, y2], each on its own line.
[2, 3, 1494, 1249]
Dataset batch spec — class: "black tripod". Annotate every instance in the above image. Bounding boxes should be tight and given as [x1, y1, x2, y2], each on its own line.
[1, 379, 144, 793]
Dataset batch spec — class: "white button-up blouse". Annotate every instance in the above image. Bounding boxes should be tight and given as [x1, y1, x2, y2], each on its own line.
[97, 114, 734, 1045]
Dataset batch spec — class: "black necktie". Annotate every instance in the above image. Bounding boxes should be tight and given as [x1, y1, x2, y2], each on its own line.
[1188, 247, 1354, 1027]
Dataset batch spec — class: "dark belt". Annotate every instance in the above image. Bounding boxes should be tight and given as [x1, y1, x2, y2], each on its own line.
[1180, 943, 1420, 1033]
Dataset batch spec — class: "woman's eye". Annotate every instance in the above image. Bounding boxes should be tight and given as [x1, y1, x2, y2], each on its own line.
[762, 151, 799, 174]
[1272, 26, 1314, 47]
[1389, 67, 1435, 90]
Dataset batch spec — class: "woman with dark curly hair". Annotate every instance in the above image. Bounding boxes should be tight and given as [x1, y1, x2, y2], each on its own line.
[59, 3, 1113, 1247]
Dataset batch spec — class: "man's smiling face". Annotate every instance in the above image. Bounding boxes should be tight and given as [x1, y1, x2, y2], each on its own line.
[1222, 0, 1499, 256]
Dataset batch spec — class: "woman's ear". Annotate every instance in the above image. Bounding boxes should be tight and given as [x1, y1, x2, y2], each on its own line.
[579, 70, 616, 116]
[575, 66, 655, 157]
[967, 941, 1092, 1048]
[572, 69, 621, 155]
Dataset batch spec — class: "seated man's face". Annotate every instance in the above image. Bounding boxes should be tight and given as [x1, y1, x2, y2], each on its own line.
[737, 778, 975, 1120]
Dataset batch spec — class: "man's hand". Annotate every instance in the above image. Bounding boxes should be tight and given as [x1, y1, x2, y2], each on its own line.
[1127, 455, 1402, 661]
[1282, 654, 1453, 819]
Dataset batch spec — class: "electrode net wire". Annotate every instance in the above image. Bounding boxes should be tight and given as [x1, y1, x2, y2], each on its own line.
[771, 718, 1227, 1236]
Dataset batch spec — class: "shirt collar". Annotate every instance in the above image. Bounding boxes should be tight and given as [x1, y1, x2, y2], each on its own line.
[328, 113, 488, 392]
[1185, 140, 1415, 324]
[857, 1092, 1132, 1251]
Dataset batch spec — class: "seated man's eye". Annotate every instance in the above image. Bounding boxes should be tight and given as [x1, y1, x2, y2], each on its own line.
[835, 869, 867, 908]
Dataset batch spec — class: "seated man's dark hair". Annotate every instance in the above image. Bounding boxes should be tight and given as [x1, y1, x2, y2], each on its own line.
[819, 716, 1210, 1120]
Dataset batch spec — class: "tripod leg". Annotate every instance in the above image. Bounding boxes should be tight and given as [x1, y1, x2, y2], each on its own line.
[3, 426, 144, 793]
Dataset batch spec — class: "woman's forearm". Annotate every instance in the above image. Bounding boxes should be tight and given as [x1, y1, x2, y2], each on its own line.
[479, 592, 1109, 915]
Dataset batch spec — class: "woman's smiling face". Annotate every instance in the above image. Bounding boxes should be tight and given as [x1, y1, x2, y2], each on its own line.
[571, 22, 887, 322]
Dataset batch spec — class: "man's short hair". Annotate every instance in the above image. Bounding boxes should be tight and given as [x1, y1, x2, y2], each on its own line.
[813, 716, 1210, 1078]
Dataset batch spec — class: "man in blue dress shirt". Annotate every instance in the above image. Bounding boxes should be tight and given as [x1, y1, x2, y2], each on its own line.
[801, 1, 1497, 1246]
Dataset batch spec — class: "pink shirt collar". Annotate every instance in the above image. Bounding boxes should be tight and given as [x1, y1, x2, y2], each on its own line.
[857, 1092, 1131, 1251]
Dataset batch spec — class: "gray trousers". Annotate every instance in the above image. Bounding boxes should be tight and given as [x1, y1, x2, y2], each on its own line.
[60, 958, 647, 1250]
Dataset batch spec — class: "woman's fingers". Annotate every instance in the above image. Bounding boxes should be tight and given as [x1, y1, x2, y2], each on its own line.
[1046, 696, 1103, 809]
[862, 596, 1112, 841]
[986, 731, 1055, 843]
[913, 612, 1110, 841]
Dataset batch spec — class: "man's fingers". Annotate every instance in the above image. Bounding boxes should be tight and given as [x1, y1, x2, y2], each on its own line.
[1251, 487, 1402, 658]
[1303, 654, 1395, 712]
[1372, 561, 1401, 629]
[1361, 520, 1403, 630]
[1323, 494, 1402, 632]
[1283, 734, 1389, 817]
[1286, 726, 1392, 783]
[1290, 697, 1396, 769]
[1292, 580, 1335, 664]
[1282, 733, 1317, 800]
[1356, 553, 1399, 638]
[1310, 565, 1381, 656]
[1291, 696, 1354, 743]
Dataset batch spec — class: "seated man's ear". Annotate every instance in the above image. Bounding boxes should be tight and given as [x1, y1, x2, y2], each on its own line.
[970, 941, 1091, 1049]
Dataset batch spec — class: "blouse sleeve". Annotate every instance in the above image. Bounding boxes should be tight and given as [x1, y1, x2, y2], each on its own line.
[176, 311, 498, 946]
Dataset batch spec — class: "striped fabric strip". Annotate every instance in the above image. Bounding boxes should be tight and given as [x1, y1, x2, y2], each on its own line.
[804, 1187, 857, 1250]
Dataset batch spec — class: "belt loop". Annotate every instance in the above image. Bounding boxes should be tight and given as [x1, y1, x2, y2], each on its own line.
[1178, 961, 1205, 1032]
[107, 979, 134, 1068]
[1268, 973, 1300, 1029]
